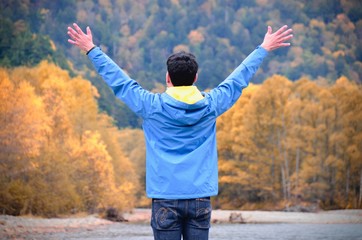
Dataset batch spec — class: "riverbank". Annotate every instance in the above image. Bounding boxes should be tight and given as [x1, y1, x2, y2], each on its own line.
[123, 208, 362, 224]
[1, 209, 361, 239]
[211, 209, 362, 224]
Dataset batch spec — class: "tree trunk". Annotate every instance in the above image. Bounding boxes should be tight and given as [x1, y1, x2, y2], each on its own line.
[281, 164, 287, 201]
[346, 166, 350, 205]
[283, 149, 291, 200]
[359, 169, 362, 208]
[295, 147, 300, 190]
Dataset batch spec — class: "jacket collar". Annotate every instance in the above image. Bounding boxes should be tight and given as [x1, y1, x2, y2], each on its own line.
[166, 86, 204, 104]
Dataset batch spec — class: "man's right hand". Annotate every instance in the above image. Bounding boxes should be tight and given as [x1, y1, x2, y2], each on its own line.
[261, 25, 293, 51]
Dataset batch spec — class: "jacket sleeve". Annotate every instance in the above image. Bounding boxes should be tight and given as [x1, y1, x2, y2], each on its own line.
[87, 47, 154, 118]
[209, 46, 268, 116]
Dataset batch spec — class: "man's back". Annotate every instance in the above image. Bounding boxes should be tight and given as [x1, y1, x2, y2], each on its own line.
[143, 90, 218, 199]
[87, 45, 268, 199]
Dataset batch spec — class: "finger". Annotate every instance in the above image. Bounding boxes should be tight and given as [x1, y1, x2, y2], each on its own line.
[86, 26, 92, 37]
[278, 28, 293, 38]
[73, 23, 84, 35]
[274, 25, 288, 35]
[276, 34, 293, 44]
[270, 42, 291, 51]
[68, 39, 78, 45]
[67, 27, 79, 38]
[67, 26, 76, 34]
[282, 34, 293, 42]
[67, 30, 77, 39]
[279, 42, 291, 47]
[268, 26, 272, 35]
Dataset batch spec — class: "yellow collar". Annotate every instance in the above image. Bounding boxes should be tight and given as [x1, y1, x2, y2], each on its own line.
[166, 86, 204, 104]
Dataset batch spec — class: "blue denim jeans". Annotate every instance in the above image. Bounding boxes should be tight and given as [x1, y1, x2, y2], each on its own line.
[151, 197, 212, 240]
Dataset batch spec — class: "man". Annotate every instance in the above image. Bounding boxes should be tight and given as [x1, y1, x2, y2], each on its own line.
[67, 23, 292, 240]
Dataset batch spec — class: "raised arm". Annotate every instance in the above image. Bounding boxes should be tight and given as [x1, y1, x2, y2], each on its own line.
[67, 23, 155, 118]
[210, 25, 293, 116]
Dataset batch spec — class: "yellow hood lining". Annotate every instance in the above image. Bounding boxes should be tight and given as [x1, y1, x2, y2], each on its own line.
[166, 86, 204, 104]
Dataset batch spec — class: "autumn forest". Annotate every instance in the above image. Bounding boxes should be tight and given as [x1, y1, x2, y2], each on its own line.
[0, 0, 361, 216]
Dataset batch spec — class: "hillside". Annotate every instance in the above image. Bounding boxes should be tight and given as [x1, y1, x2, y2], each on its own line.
[1, 0, 361, 128]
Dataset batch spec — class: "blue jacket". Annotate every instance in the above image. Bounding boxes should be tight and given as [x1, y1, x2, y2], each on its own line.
[88, 46, 268, 199]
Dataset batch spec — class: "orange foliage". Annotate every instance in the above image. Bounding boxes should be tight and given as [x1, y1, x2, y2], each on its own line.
[188, 30, 205, 45]
[0, 62, 138, 216]
[216, 75, 362, 210]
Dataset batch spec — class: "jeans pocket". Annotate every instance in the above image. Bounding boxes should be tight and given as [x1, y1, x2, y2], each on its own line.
[151, 199, 178, 230]
[195, 198, 212, 229]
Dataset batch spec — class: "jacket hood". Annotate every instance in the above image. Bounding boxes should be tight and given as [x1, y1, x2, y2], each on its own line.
[161, 89, 210, 125]
[166, 86, 204, 104]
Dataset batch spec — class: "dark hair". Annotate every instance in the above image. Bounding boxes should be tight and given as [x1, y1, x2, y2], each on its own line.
[166, 51, 198, 86]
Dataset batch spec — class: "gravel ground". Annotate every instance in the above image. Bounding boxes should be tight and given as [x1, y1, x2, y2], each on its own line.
[0, 215, 113, 239]
[1, 209, 361, 239]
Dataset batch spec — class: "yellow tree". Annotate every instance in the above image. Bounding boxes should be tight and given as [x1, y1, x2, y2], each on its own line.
[27, 63, 83, 216]
[1, 62, 139, 215]
[0, 68, 50, 215]
[33, 62, 137, 213]
[118, 128, 147, 207]
[243, 75, 292, 205]
[284, 86, 305, 202]
[290, 78, 338, 208]
[216, 84, 261, 209]
[97, 115, 139, 210]
[1, 63, 83, 216]
[330, 77, 362, 208]
[0, 69, 50, 170]
[70, 130, 118, 212]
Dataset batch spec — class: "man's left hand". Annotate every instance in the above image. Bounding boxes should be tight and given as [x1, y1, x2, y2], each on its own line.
[67, 23, 95, 53]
